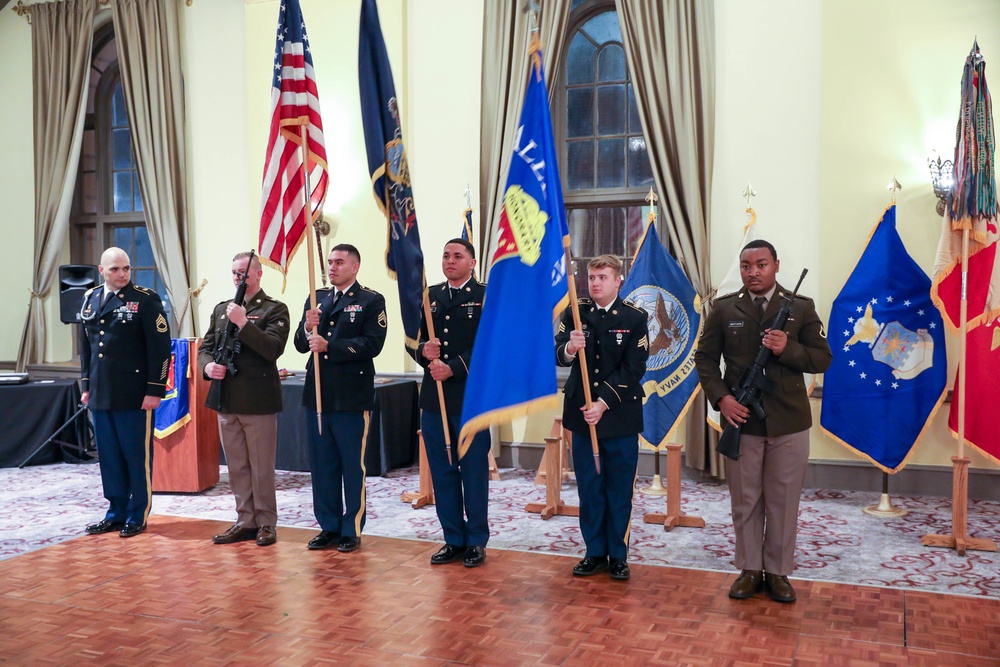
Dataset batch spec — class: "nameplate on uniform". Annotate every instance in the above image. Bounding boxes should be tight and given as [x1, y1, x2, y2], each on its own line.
[726, 320, 744, 328]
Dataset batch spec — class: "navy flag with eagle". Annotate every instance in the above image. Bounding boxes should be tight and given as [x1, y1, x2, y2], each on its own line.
[359, 0, 425, 348]
[621, 223, 702, 450]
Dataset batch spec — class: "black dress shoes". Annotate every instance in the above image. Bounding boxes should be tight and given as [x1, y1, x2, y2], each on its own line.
[212, 524, 257, 545]
[463, 546, 486, 568]
[119, 523, 146, 538]
[85, 519, 124, 535]
[729, 569, 764, 599]
[307, 530, 340, 550]
[256, 526, 277, 547]
[608, 558, 630, 580]
[764, 573, 796, 603]
[430, 544, 466, 565]
[337, 536, 361, 553]
[572, 556, 609, 576]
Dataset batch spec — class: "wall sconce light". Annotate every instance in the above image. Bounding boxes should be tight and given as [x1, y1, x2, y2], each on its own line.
[927, 150, 954, 216]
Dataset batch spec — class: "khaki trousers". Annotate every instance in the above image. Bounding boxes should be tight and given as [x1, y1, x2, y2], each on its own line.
[218, 413, 278, 528]
[727, 429, 810, 575]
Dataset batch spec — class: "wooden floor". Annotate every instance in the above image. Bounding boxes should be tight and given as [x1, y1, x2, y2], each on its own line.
[0, 517, 997, 666]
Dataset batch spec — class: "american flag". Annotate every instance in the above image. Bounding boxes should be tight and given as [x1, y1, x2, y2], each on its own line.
[258, 0, 328, 280]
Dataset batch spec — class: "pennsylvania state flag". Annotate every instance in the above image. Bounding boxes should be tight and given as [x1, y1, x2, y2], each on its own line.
[359, 0, 424, 348]
[820, 205, 947, 472]
[622, 223, 702, 450]
[459, 52, 569, 457]
[154, 338, 191, 438]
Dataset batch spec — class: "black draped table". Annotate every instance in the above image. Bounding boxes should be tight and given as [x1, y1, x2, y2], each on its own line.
[222, 375, 419, 476]
[0, 379, 82, 468]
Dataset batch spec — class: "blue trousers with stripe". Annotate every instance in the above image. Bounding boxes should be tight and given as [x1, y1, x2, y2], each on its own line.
[421, 411, 491, 548]
[92, 409, 155, 526]
[571, 431, 638, 560]
[306, 411, 369, 537]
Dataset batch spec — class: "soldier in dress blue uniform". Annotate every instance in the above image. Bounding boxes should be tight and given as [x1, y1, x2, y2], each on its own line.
[294, 243, 387, 553]
[413, 238, 490, 568]
[80, 247, 172, 538]
[555, 255, 649, 581]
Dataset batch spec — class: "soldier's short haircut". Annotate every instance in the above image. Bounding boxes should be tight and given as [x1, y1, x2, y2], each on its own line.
[445, 238, 475, 258]
[588, 254, 623, 276]
[741, 239, 778, 262]
[232, 251, 262, 271]
[332, 243, 362, 264]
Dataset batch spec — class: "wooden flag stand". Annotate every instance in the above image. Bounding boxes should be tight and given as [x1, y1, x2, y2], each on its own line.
[920, 230, 997, 555]
[401, 430, 434, 509]
[643, 443, 705, 531]
[525, 418, 580, 520]
[534, 418, 573, 485]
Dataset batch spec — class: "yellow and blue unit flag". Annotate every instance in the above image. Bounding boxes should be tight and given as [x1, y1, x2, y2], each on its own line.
[154, 338, 191, 438]
[359, 0, 424, 348]
[461, 207, 474, 243]
[458, 52, 569, 457]
[622, 223, 702, 450]
[820, 205, 947, 472]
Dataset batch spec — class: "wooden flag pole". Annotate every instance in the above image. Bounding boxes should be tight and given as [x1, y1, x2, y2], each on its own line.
[922, 228, 997, 554]
[421, 288, 453, 464]
[299, 126, 323, 434]
[563, 246, 601, 475]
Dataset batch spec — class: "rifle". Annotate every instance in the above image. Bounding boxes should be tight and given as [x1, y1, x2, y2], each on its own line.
[716, 268, 808, 460]
[205, 249, 255, 411]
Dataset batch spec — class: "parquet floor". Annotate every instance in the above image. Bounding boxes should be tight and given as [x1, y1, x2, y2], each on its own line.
[0, 516, 997, 666]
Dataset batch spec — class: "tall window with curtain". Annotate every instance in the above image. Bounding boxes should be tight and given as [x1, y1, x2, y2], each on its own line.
[69, 25, 170, 325]
[559, 0, 657, 293]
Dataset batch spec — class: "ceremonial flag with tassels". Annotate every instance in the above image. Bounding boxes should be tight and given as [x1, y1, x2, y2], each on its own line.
[459, 48, 569, 457]
[622, 222, 702, 450]
[359, 0, 425, 349]
[950, 320, 1000, 464]
[258, 0, 328, 284]
[931, 41, 999, 333]
[820, 205, 947, 472]
[154, 338, 191, 438]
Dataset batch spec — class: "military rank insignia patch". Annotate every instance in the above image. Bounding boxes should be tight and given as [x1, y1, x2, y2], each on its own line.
[638, 335, 648, 350]
[378, 311, 387, 328]
[156, 313, 169, 333]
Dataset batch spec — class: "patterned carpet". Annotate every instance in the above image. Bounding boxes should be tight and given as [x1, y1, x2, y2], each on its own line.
[3, 462, 998, 599]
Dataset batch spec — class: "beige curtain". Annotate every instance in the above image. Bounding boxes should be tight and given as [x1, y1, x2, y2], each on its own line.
[16, 0, 97, 372]
[616, 0, 720, 476]
[479, 0, 572, 276]
[111, 0, 192, 336]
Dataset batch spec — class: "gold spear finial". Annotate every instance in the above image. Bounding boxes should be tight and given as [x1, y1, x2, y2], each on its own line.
[886, 176, 902, 204]
[645, 188, 658, 223]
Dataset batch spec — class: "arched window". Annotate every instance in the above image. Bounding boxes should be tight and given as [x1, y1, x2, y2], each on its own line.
[70, 24, 170, 322]
[559, 0, 656, 291]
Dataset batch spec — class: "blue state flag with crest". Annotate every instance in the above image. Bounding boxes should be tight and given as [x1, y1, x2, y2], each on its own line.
[622, 222, 702, 450]
[359, 0, 424, 348]
[459, 52, 570, 457]
[820, 205, 948, 472]
[154, 338, 190, 438]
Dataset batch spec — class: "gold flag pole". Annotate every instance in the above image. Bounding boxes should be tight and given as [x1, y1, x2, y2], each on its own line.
[639, 188, 668, 495]
[299, 126, 323, 434]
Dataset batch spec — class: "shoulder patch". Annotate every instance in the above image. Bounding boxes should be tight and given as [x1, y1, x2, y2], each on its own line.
[155, 313, 169, 333]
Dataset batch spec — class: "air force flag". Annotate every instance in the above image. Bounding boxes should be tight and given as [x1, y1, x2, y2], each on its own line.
[820, 205, 947, 472]
[622, 223, 702, 450]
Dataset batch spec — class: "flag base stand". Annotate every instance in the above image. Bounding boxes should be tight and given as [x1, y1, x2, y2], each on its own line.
[643, 443, 705, 532]
[401, 430, 435, 509]
[639, 474, 668, 496]
[863, 494, 907, 518]
[534, 418, 574, 485]
[921, 457, 997, 555]
[863, 471, 906, 518]
[525, 421, 579, 520]
[488, 451, 501, 482]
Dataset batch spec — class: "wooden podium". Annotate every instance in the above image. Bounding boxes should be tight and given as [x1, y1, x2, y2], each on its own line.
[153, 338, 220, 493]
